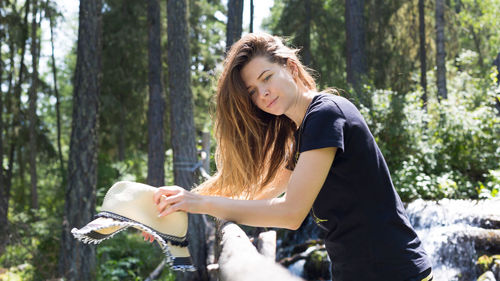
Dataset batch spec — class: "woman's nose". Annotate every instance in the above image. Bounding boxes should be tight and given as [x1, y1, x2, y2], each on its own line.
[258, 87, 269, 98]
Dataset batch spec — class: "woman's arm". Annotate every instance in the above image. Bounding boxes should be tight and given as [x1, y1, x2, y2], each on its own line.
[155, 147, 336, 230]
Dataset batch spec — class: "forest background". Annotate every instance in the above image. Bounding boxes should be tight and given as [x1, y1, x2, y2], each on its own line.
[0, 0, 499, 280]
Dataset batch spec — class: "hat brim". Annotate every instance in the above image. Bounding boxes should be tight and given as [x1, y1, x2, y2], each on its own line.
[71, 212, 195, 271]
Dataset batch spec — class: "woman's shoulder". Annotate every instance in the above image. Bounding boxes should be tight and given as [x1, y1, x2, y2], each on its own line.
[308, 92, 351, 116]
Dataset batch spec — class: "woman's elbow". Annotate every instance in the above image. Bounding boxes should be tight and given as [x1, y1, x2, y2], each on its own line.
[282, 211, 306, 230]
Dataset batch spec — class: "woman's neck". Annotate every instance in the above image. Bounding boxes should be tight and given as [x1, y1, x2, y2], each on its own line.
[285, 89, 317, 129]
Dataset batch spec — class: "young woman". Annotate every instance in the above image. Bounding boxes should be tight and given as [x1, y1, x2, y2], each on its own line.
[145, 33, 433, 281]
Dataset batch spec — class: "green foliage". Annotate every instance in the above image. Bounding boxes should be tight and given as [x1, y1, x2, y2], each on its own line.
[452, 0, 500, 74]
[359, 50, 500, 201]
[2, 0, 500, 279]
[96, 232, 175, 281]
[1, 207, 62, 281]
[265, 0, 347, 89]
[189, 0, 226, 133]
[100, 0, 149, 161]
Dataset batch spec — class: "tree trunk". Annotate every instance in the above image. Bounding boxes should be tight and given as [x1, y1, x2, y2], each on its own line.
[0, 11, 5, 255]
[49, 8, 65, 179]
[29, 0, 39, 210]
[249, 0, 254, 33]
[345, 0, 367, 102]
[1, 0, 30, 252]
[18, 146, 27, 208]
[302, 0, 311, 67]
[147, 0, 166, 187]
[226, 0, 243, 52]
[470, 26, 484, 70]
[58, 0, 102, 279]
[167, 0, 208, 280]
[435, 0, 447, 100]
[0, 36, 14, 240]
[419, 0, 427, 110]
[118, 100, 125, 161]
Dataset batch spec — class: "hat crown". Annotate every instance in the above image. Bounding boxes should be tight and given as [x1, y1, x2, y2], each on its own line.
[101, 181, 187, 237]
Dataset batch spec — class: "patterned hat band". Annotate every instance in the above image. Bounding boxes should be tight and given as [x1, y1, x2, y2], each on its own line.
[71, 181, 196, 271]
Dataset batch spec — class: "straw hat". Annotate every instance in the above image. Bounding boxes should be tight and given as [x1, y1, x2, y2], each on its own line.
[71, 181, 195, 271]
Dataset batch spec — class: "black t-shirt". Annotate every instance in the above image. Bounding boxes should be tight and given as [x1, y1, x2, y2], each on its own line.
[292, 94, 431, 281]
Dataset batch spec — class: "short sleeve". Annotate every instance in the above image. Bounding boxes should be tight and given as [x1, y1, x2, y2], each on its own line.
[299, 99, 346, 153]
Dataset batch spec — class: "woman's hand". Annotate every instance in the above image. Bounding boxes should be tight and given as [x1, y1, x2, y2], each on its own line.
[153, 185, 205, 217]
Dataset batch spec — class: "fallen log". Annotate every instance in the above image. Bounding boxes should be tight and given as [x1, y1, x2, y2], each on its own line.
[217, 221, 304, 281]
[257, 230, 276, 260]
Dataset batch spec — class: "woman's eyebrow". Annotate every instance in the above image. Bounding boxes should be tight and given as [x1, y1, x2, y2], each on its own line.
[246, 69, 270, 89]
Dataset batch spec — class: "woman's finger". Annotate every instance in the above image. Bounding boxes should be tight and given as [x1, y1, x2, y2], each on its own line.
[158, 202, 183, 218]
[156, 195, 170, 214]
[157, 194, 182, 214]
[142, 231, 153, 243]
[153, 186, 181, 204]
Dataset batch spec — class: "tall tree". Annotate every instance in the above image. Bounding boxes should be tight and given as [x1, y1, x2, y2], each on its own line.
[147, 0, 165, 187]
[226, 0, 243, 51]
[99, 0, 148, 162]
[1, 0, 30, 251]
[250, 0, 254, 33]
[167, 0, 208, 279]
[188, 0, 226, 131]
[435, 0, 447, 100]
[265, 0, 346, 89]
[28, 0, 39, 210]
[58, 0, 102, 279]
[48, 2, 65, 177]
[0, 0, 6, 255]
[345, 0, 367, 101]
[302, 0, 311, 66]
[419, 0, 427, 109]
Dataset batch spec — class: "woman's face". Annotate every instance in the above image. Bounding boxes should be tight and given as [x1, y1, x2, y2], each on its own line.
[240, 56, 299, 116]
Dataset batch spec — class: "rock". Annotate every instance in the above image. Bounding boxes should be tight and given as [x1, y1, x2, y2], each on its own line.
[303, 248, 330, 280]
[492, 258, 500, 281]
[478, 255, 495, 272]
[477, 271, 496, 281]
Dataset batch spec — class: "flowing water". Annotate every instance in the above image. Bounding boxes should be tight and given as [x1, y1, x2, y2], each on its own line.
[406, 198, 500, 281]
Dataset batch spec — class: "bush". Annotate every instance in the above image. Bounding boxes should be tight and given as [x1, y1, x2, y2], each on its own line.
[358, 50, 500, 201]
[96, 231, 176, 281]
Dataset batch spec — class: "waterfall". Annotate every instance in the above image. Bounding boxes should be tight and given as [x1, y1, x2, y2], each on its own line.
[406, 198, 500, 281]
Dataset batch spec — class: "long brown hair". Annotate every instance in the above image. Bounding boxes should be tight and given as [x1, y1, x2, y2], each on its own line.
[195, 33, 317, 199]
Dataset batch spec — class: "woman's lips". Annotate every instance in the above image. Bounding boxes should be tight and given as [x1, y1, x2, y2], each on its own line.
[267, 97, 278, 108]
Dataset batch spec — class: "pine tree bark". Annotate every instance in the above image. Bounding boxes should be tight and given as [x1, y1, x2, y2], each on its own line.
[58, 0, 102, 279]
[435, 0, 447, 100]
[1, 0, 30, 251]
[419, 0, 427, 110]
[226, 0, 243, 52]
[118, 100, 125, 161]
[249, 0, 254, 33]
[0, 9, 5, 255]
[345, 0, 367, 102]
[147, 0, 166, 187]
[29, 0, 39, 210]
[302, 0, 311, 67]
[167, 0, 208, 280]
[49, 9, 65, 179]
[0, 39, 17, 254]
